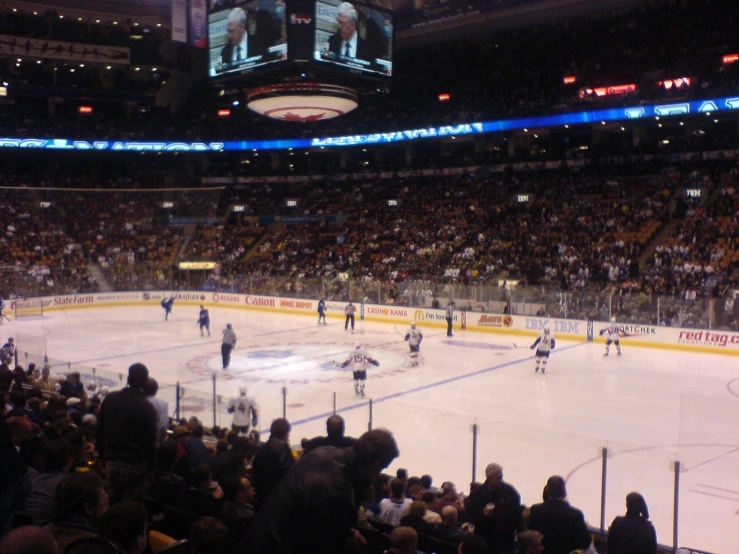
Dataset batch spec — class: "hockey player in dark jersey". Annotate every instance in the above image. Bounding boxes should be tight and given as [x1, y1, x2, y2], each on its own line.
[197, 305, 210, 337]
[161, 295, 174, 321]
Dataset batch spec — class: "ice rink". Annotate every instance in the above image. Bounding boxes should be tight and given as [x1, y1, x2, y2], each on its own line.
[5, 304, 738, 553]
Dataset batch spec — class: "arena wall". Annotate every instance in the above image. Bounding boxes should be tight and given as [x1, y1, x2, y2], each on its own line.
[6, 292, 739, 356]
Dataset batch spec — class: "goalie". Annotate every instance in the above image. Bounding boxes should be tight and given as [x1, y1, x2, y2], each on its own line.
[530, 327, 555, 373]
[404, 321, 423, 366]
[340, 344, 380, 397]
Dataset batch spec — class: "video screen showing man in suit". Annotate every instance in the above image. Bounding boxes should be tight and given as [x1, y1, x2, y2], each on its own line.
[208, 0, 287, 78]
[316, 0, 392, 76]
[222, 7, 249, 65]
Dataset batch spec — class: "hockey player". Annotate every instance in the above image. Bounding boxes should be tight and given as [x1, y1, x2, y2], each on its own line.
[227, 385, 259, 433]
[197, 305, 211, 337]
[1, 336, 15, 366]
[317, 298, 327, 325]
[161, 295, 175, 321]
[341, 344, 380, 397]
[600, 317, 622, 356]
[222, 323, 237, 369]
[530, 327, 555, 373]
[404, 321, 423, 366]
[0, 299, 6, 324]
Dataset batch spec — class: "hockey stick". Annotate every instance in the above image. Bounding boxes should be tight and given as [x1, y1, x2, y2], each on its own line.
[511, 343, 529, 349]
[393, 325, 406, 338]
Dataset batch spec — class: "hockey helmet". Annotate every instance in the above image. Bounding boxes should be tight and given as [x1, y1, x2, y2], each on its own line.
[239, 385, 247, 395]
[610, 316, 617, 322]
[411, 321, 416, 327]
[543, 326, 550, 334]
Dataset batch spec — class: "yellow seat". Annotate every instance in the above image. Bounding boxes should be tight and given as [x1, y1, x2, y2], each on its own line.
[148, 530, 178, 554]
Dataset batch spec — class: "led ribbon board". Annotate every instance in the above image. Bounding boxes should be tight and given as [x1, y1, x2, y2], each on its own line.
[0, 96, 736, 152]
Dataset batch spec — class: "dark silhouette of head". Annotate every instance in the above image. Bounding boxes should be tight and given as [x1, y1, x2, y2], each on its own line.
[127, 364, 149, 389]
[326, 414, 345, 438]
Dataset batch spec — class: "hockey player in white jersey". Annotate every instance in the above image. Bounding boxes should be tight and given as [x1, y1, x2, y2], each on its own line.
[227, 385, 259, 433]
[530, 327, 555, 373]
[404, 321, 423, 366]
[599, 317, 622, 356]
[341, 344, 380, 397]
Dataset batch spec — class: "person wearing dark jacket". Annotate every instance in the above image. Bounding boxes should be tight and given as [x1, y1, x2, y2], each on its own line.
[252, 418, 295, 507]
[527, 476, 591, 554]
[174, 464, 223, 520]
[607, 492, 657, 554]
[96, 363, 157, 504]
[302, 415, 357, 455]
[0, 415, 31, 538]
[44, 472, 108, 552]
[241, 428, 399, 554]
[466, 463, 522, 554]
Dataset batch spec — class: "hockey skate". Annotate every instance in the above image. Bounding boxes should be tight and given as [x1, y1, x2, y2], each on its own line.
[360, 390, 365, 397]
[617, 350, 622, 356]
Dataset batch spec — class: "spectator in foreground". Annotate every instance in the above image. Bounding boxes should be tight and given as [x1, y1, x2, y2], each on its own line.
[378, 477, 413, 526]
[388, 526, 418, 554]
[527, 475, 591, 554]
[0, 525, 59, 554]
[431, 505, 469, 543]
[191, 516, 228, 554]
[242, 428, 399, 554]
[459, 534, 491, 554]
[251, 417, 294, 506]
[23, 439, 73, 524]
[44, 472, 108, 552]
[607, 492, 657, 554]
[302, 414, 357, 454]
[466, 463, 522, 554]
[516, 530, 544, 554]
[96, 363, 156, 503]
[98, 501, 148, 554]
[143, 378, 169, 446]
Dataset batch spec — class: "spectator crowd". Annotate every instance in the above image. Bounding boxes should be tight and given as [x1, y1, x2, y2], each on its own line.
[1, 362, 662, 554]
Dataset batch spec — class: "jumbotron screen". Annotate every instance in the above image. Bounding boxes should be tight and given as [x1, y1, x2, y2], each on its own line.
[314, 0, 393, 77]
[207, 0, 288, 78]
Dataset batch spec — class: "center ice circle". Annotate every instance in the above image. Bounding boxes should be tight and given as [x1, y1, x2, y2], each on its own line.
[203, 342, 410, 383]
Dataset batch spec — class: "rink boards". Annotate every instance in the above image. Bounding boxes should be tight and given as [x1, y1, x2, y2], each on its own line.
[6, 291, 739, 356]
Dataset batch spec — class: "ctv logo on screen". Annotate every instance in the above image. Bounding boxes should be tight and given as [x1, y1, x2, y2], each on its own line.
[290, 14, 312, 24]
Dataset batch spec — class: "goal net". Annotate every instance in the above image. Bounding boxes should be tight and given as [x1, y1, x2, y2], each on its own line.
[14, 299, 45, 319]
